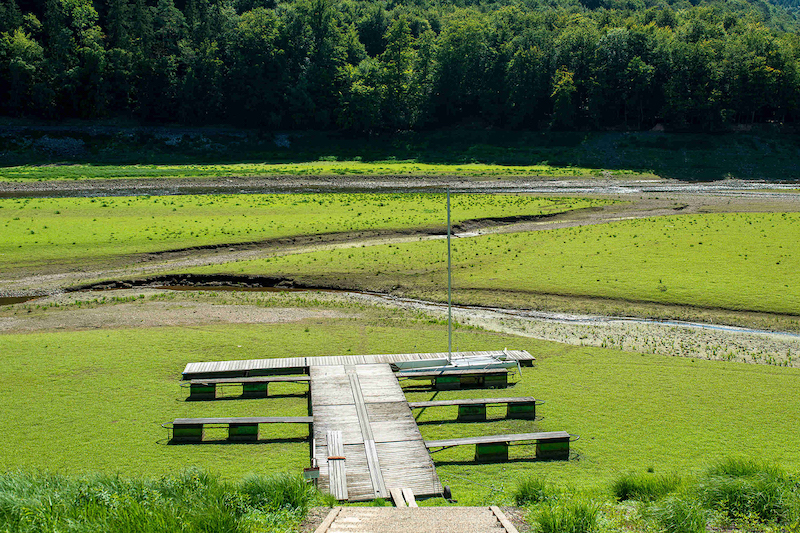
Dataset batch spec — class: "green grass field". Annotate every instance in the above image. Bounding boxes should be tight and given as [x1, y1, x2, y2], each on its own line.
[2, 293, 799, 506]
[0, 194, 606, 271]
[196, 213, 800, 316]
[0, 162, 645, 181]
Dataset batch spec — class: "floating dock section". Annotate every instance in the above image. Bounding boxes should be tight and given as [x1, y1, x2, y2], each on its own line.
[181, 350, 534, 379]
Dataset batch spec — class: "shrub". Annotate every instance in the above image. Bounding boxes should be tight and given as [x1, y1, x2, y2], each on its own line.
[534, 500, 599, 533]
[697, 457, 797, 524]
[514, 477, 556, 506]
[611, 472, 682, 501]
[648, 496, 707, 533]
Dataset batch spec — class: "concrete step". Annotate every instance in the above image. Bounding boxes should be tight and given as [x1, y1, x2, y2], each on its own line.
[317, 506, 518, 533]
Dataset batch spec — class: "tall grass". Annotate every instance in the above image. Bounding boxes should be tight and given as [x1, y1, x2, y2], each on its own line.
[647, 496, 708, 533]
[0, 469, 317, 533]
[697, 457, 798, 524]
[611, 472, 682, 501]
[513, 477, 557, 506]
[533, 500, 600, 533]
[240, 473, 316, 512]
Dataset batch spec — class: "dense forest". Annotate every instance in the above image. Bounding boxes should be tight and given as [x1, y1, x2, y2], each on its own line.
[2, 0, 800, 132]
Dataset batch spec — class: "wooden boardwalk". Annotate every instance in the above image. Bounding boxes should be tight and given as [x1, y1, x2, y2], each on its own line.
[179, 350, 537, 502]
[311, 364, 443, 501]
[182, 350, 533, 379]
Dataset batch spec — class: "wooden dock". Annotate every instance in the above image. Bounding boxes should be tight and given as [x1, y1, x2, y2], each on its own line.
[177, 349, 541, 502]
[311, 364, 443, 501]
[181, 350, 534, 380]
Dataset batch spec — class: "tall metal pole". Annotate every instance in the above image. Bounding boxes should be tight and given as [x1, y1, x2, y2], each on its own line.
[447, 188, 452, 360]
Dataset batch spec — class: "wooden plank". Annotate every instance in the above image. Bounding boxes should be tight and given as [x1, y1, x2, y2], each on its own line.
[327, 431, 348, 501]
[189, 376, 310, 385]
[173, 416, 313, 425]
[364, 439, 388, 498]
[309, 363, 443, 502]
[376, 440, 442, 498]
[390, 488, 407, 507]
[310, 405, 363, 445]
[182, 350, 534, 378]
[396, 368, 509, 379]
[345, 365, 388, 498]
[491, 506, 520, 533]
[425, 431, 571, 448]
[312, 507, 341, 533]
[402, 488, 418, 508]
[408, 397, 537, 408]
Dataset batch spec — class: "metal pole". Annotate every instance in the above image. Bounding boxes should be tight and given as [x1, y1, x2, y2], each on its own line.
[447, 188, 452, 360]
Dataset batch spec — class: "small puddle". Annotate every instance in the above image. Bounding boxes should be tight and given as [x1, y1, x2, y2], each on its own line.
[154, 285, 331, 294]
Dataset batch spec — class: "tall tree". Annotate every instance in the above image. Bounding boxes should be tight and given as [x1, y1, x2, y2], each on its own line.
[0, 0, 22, 33]
[228, 7, 285, 126]
[379, 15, 413, 129]
[0, 27, 47, 115]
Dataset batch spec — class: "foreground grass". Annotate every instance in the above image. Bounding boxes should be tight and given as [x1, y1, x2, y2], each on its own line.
[1, 292, 799, 505]
[198, 212, 800, 316]
[0, 193, 606, 271]
[515, 457, 800, 532]
[0, 161, 645, 181]
[0, 469, 322, 533]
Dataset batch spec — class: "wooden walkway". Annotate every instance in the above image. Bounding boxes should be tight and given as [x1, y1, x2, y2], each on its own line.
[311, 364, 443, 501]
[181, 350, 534, 379]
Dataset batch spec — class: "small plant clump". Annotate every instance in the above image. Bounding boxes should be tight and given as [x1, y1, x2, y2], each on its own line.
[611, 471, 683, 502]
[533, 500, 600, 533]
[646, 495, 708, 533]
[697, 457, 799, 525]
[513, 477, 556, 506]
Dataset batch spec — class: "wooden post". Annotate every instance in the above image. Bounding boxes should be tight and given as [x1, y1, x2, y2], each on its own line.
[189, 383, 216, 400]
[484, 373, 508, 389]
[242, 382, 268, 398]
[434, 376, 461, 390]
[475, 442, 508, 462]
[535, 437, 570, 460]
[172, 423, 203, 443]
[459, 375, 482, 387]
[457, 404, 487, 421]
[507, 402, 536, 419]
[228, 423, 259, 441]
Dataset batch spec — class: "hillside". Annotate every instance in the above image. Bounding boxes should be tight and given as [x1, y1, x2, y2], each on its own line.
[2, 0, 800, 132]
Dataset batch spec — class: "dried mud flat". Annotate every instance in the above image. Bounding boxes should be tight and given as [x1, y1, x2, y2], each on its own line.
[4, 289, 799, 370]
[0, 293, 353, 333]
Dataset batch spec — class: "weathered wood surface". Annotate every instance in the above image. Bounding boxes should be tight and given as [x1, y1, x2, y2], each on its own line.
[311, 364, 442, 502]
[172, 416, 313, 425]
[182, 350, 534, 379]
[491, 506, 521, 533]
[389, 487, 407, 507]
[189, 376, 311, 385]
[326, 431, 348, 501]
[402, 488, 418, 508]
[407, 397, 538, 408]
[425, 431, 571, 448]
[396, 368, 509, 379]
